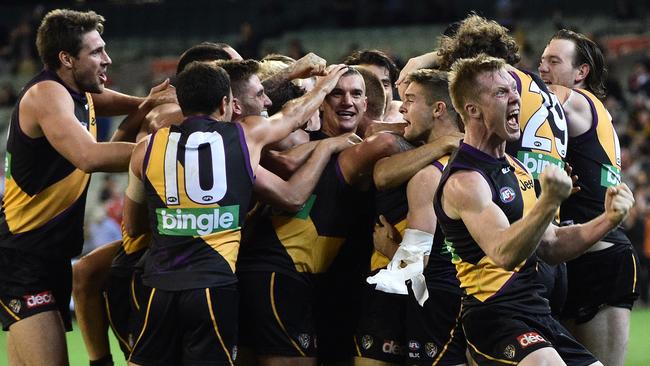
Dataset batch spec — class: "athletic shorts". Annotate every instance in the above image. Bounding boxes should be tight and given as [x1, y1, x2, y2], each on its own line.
[354, 280, 408, 364]
[238, 271, 317, 357]
[535, 260, 567, 317]
[129, 284, 238, 366]
[103, 268, 146, 359]
[405, 287, 466, 365]
[463, 306, 597, 365]
[0, 248, 72, 331]
[562, 244, 640, 324]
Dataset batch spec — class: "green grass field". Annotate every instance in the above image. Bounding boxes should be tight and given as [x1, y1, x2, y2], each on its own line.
[2, 307, 650, 365]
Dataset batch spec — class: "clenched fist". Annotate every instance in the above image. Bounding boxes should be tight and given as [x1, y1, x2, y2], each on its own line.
[539, 164, 572, 205]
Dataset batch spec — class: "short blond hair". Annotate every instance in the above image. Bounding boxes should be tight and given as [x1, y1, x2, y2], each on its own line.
[448, 54, 506, 123]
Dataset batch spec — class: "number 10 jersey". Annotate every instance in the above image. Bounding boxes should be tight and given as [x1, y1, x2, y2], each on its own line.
[141, 116, 254, 290]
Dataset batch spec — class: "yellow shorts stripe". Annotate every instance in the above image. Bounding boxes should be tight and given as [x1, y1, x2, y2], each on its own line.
[270, 272, 306, 356]
[206, 288, 235, 366]
[103, 292, 132, 352]
[432, 304, 463, 366]
[131, 274, 140, 311]
[129, 287, 156, 362]
[0, 299, 20, 321]
[631, 251, 638, 293]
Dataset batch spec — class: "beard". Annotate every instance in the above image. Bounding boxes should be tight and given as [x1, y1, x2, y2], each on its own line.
[73, 68, 104, 94]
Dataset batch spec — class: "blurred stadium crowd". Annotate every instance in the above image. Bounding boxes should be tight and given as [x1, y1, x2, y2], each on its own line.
[0, 0, 649, 304]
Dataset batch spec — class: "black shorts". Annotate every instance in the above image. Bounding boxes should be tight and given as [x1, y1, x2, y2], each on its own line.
[103, 268, 146, 359]
[238, 271, 317, 357]
[0, 248, 72, 331]
[463, 306, 597, 365]
[405, 287, 466, 365]
[535, 260, 567, 317]
[354, 281, 408, 364]
[129, 284, 238, 366]
[562, 244, 640, 324]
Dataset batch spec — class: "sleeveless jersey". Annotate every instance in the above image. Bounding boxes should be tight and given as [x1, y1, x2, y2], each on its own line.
[424, 155, 462, 294]
[236, 131, 366, 280]
[506, 68, 568, 190]
[434, 143, 549, 314]
[560, 88, 629, 246]
[110, 221, 151, 277]
[142, 116, 254, 290]
[369, 183, 408, 271]
[0, 69, 96, 258]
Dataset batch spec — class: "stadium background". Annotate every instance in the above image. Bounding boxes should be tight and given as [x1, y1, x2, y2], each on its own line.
[0, 0, 649, 364]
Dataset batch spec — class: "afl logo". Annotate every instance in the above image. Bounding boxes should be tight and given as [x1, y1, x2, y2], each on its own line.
[499, 186, 516, 203]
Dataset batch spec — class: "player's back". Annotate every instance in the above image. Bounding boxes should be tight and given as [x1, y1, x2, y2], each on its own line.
[141, 116, 254, 291]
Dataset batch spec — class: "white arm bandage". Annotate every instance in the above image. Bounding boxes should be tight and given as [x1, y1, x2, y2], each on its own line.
[125, 167, 145, 204]
[366, 228, 433, 306]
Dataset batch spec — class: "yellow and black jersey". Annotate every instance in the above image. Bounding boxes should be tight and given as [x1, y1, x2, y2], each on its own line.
[110, 221, 151, 277]
[434, 143, 548, 314]
[424, 155, 462, 294]
[0, 69, 96, 258]
[369, 183, 408, 271]
[236, 154, 367, 280]
[142, 116, 254, 290]
[237, 130, 373, 280]
[560, 89, 629, 246]
[506, 68, 568, 192]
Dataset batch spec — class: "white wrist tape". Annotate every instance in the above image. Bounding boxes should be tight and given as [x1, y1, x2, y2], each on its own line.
[125, 167, 145, 204]
[366, 228, 434, 306]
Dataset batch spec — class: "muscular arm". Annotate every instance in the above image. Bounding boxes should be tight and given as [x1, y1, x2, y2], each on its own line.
[110, 80, 178, 142]
[21, 81, 134, 172]
[123, 138, 149, 236]
[91, 79, 177, 117]
[241, 65, 349, 162]
[395, 51, 441, 85]
[555, 86, 593, 138]
[537, 183, 635, 264]
[373, 134, 461, 190]
[254, 134, 358, 212]
[442, 167, 568, 270]
[261, 139, 319, 179]
[338, 132, 402, 190]
[262, 52, 326, 96]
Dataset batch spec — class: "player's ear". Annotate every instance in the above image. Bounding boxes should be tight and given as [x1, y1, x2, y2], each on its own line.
[576, 63, 589, 84]
[232, 97, 242, 115]
[466, 103, 480, 119]
[433, 101, 446, 118]
[59, 51, 74, 69]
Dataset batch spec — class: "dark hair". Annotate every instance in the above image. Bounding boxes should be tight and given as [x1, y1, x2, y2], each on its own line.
[217, 59, 261, 99]
[176, 42, 234, 74]
[353, 66, 385, 119]
[176, 62, 231, 116]
[407, 69, 460, 130]
[36, 9, 105, 70]
[344, 49, 399, 84]
[438, 14, 520, 71]
[267, 82, 305, 116]
[552, 29, 607, 98]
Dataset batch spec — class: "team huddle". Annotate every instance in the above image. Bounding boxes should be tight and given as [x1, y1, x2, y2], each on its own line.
[0, 8, 639, 366]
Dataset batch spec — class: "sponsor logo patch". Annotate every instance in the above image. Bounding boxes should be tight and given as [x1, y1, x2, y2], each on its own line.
[298, 333, 311, 349]
[425, 342, 438, 358]
[361, 334, 374, 350]
[517, 332, 546, 348]
[408, 340, 420, 351]
[382, 340, 404, 355]
[517, 151, 564, 179]
[504, 344, 516, 359]
[24, 291, 55, 309]
[499, 186, 516, 203]
[156, 206, 239, 236]
[8, 299, 21, 313]
[361, 335, 373, 350]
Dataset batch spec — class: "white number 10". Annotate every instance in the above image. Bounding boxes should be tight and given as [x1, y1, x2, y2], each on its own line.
[163, 131, 227, 205]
